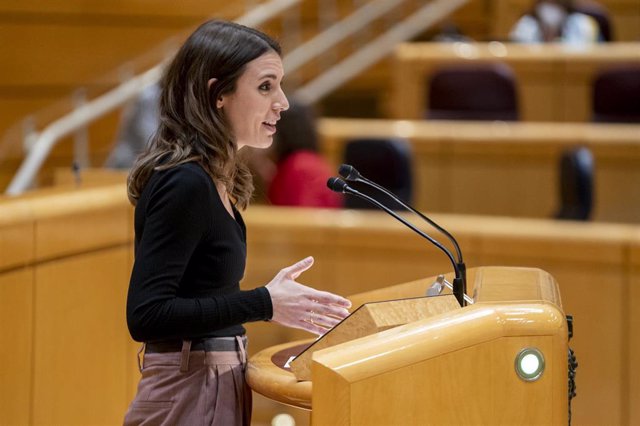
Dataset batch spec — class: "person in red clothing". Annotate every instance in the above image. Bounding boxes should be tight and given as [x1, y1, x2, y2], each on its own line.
[267, 101, 342, 208]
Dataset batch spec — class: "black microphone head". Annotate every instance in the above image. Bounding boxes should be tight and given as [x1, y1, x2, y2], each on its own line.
[327, 177, 348, 193]
[338, 164, 361, 181]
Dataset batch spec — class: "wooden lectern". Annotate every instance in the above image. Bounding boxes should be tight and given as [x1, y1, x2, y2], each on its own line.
[247, 267, 568, 425]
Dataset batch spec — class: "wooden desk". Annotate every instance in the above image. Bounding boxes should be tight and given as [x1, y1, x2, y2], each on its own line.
[391, 42, 640, 122]
[318, 118, 640, 223]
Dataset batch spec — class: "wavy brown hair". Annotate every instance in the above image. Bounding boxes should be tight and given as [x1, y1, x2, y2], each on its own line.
[127, 20, 281, 208]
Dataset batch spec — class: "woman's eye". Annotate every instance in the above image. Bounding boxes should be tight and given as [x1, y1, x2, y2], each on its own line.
[259, 82, 271, 91]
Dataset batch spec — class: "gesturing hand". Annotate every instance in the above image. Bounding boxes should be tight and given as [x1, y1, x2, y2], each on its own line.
[266, 256, 352, 336]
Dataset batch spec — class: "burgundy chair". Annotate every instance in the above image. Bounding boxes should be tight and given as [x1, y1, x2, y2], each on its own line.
[592, 66, 640, 123]
[426, 63, 519, 121]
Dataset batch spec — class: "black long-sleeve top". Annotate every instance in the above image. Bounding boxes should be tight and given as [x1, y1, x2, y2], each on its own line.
[126, 162, 273, 342]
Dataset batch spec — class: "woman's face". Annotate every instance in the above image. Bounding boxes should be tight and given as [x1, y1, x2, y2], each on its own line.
[216, 51, 289, 150]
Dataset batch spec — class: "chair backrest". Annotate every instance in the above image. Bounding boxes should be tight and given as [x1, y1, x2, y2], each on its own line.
[574, 0, 614, 41]
[426, 63, 519, 121]
[555, 146, 594, 221]
[592, 66, 640, 123]
[343, 138, 413, 210]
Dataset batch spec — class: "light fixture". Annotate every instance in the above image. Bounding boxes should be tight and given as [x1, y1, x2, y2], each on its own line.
[515, 347, 545, 382]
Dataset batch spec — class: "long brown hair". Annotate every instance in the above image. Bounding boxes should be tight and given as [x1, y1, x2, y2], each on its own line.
[127, 20, 282, 208]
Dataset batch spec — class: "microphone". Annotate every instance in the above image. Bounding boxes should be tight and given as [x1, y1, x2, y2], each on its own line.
[327, 177, 466, 306]
[338, 164, 466, 298]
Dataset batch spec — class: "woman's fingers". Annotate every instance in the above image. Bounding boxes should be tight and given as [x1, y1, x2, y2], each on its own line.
[307, 312, 344, 328]
[307, 289, 352, 309]
[280, 256, 314, 280]
[300, 315, 337, 336]
[267, 257, 352, 336]
[299, 302, 350, 336]
[305, 301, 351, 320]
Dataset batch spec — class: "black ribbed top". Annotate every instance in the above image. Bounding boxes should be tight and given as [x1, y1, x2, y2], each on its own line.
[126, 162, 273, 342]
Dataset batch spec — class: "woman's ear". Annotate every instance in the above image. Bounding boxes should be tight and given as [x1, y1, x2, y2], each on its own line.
[208, 78, 224, 109]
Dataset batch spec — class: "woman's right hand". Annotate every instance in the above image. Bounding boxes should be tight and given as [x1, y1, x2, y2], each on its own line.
[265, 256, 352, 336]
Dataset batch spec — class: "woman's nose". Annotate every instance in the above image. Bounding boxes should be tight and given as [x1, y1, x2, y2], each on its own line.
[273, 90, 289, 111]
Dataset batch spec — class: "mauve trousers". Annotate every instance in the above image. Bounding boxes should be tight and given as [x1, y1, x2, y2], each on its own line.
[123, 337, 251, 426]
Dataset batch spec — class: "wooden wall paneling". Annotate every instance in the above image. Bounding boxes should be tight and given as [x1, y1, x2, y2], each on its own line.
[0, 96, 62, 140]
[391, 49, 424, 120]
[0, 268, 34, 426]
[125, 206, 139, 408]
[0, 24, 188, 88]
[592, 145, 640, 223]
[396, 134, 444, 214]
[446, 138, 559, 217]
[243, 213, 333, 294]
[329, 211, 480, 294]
[36, 207, 129, 261]
[628, 235, 640, 426]
[510, 59, 559, 122]
[446, 0, 493, 40]
[332, 225, 454, 293]
[0, 218, 34, 271]
[32, 247, 131, 425]
[0, 0, 231, 17]
[609, 0, 640, 40]
[492, 0, 534, 38]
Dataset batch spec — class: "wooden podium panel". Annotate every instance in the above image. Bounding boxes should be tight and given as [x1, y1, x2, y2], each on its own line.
[312, 305, 565, 425]
[247, 266, 568, 425]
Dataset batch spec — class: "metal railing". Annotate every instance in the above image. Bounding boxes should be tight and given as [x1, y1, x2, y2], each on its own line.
[5, 0, 468, 195]
[5, 0, 301, 195]
[294, 0, 468, 103]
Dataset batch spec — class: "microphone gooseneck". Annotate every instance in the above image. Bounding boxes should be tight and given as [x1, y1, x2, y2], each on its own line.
[338, 163, 463, 264]
[338, 163, 467, 302]
[327, 177, 466, 306]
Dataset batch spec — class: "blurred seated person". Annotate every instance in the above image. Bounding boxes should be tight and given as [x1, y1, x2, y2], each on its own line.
[265, 101, 342, 208]
[104, 83, 160, 169]
[509, 0, 602, 44]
